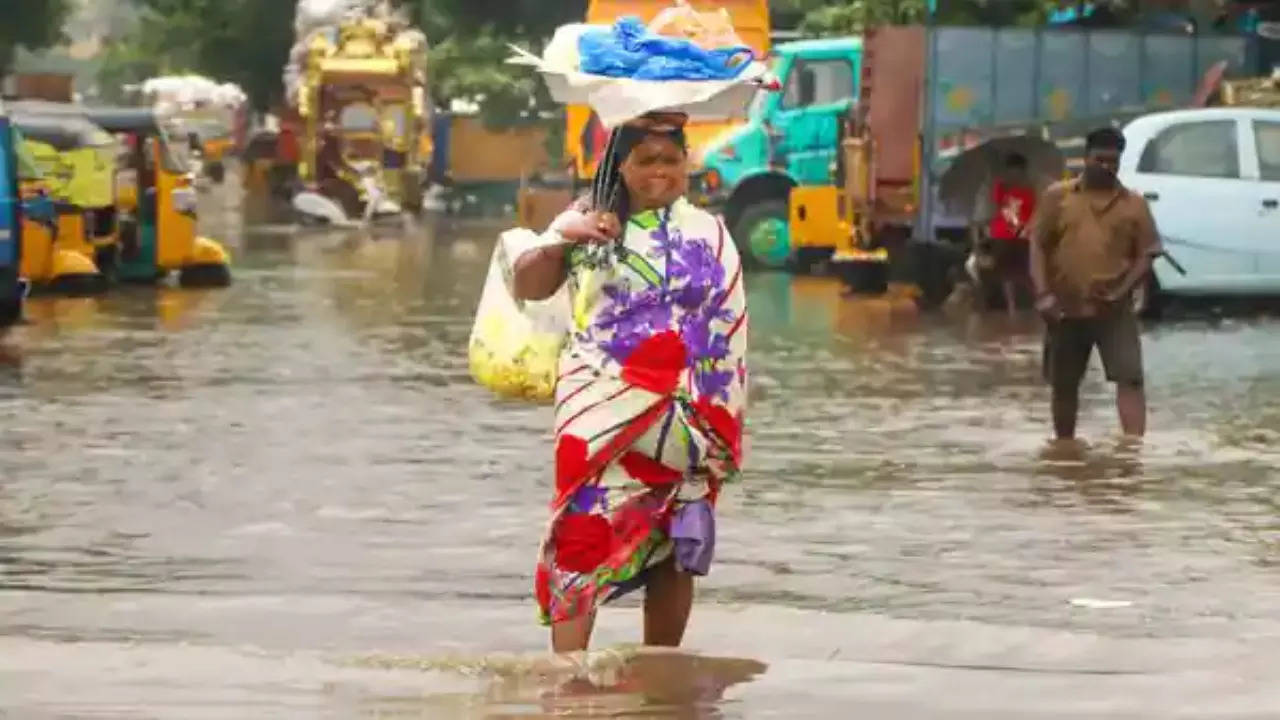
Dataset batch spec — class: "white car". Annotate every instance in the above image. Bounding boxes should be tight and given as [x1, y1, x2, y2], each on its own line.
[1119, 107, 1280, 302]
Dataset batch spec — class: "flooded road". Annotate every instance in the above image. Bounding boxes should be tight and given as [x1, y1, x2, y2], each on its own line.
[0, 197, 1278, 717]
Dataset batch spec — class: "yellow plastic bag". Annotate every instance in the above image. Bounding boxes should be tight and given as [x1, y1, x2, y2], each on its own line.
[649, 2, 744, 52]
[468, 229, 571, 403]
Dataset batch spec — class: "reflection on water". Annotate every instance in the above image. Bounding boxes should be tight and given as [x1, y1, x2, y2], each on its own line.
[353, 648, 767, 719]
[1, 188, 1279, 717]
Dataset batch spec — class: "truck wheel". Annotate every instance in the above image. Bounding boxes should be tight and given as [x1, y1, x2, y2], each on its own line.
[733, 199, 791, 270]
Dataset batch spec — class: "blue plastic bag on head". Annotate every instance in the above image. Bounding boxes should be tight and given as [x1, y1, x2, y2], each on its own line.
[578, 16, 753, 81]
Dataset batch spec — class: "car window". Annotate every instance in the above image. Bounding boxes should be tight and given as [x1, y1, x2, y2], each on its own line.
[782, 59, 855, 109]
[1138, 120, 1239, 179]
[1254, 120, 1280, 182]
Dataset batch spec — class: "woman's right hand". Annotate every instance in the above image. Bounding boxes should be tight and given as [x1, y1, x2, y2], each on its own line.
[559, 211, 621, 245]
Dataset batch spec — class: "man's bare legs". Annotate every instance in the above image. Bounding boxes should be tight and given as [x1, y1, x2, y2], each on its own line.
[1052, 384, 1080, 440]
[644, 559, 693, 647]
[1116, 382, 1146, 437]
[551, 613, 595, 654]
[1053, 382, 1146, 440]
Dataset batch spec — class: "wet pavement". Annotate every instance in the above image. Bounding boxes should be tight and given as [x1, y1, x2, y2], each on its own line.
[0, 184, 1278, 718]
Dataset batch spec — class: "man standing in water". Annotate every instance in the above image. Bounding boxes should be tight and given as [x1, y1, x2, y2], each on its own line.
[1029, 127, 1161, 439]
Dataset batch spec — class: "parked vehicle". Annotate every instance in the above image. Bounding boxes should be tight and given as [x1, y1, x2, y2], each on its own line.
[1119, 107, 1280, 310]
[0, 101, 57, 323]
[290, 11, 429, 216]
[690, 37, 862, 270]
[85, 106, 232, 287]
[816, 25, 1256, 305]
[11, 109, 118, 292]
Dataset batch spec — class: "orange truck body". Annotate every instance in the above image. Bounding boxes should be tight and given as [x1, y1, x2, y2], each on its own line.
[567, 0, 771, 181]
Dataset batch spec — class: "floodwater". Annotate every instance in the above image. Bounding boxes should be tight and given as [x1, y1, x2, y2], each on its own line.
[0, 182, 1278, 719]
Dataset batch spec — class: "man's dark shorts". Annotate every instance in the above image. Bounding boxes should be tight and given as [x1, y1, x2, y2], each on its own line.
[1043, 308, 1144, 389]
[991, 238, 1030, 279]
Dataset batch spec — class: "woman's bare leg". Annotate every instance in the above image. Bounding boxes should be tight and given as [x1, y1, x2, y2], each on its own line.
[551, 612, 596, 654]
[644, 559, 694, 647]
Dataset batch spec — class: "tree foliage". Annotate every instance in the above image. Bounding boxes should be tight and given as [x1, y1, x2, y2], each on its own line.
[99, 0, 294, 111]
[0, 0, 74, 77]
[408, 0, 587, 128]
[99, 0, 1100, 119]
[787, 0, 1069, 35]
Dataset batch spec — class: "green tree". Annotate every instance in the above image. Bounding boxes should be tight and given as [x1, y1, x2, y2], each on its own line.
[798, 0, 927, 35]
[98, 0, 294, 111]
[408, 0, 586, 128]
[787, 0, 1071, 34]
[0, 0, 74, 77]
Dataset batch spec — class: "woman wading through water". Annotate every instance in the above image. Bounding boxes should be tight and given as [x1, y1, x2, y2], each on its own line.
[511, 112, 749, 653]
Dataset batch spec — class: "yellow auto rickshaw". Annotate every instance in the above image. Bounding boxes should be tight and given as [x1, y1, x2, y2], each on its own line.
[89, 107, 232, 287]
[17, 102, 232, 288]
[10, 111, 115, 294]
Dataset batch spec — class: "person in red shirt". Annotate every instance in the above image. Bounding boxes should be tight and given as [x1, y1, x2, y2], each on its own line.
[276, 124, 299, 166]
[987, 153, 1037, 316]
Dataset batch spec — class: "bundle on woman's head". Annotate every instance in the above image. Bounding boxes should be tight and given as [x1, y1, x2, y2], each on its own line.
[589, 114, 689, 219]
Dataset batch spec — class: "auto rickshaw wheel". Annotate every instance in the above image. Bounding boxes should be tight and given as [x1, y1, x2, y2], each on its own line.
[179, 264, 232, 288]
[95, 245, 120, 278]
[48, 273, 109, 297]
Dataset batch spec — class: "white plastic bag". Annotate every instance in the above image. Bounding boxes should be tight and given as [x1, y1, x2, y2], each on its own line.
[541, 23, 596, 74]
[468, 229, 571, 403]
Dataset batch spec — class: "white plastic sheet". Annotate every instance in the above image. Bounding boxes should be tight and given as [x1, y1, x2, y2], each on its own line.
[507, 30, 771, 128]
[142, 75, 246, 110]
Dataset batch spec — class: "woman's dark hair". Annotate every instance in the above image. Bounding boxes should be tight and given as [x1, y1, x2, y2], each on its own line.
[1085, 127, 1126, 153]
[582, 124, 688, 221]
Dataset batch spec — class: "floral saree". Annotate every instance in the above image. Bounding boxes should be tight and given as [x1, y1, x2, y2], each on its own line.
[535, 197, 749, 626]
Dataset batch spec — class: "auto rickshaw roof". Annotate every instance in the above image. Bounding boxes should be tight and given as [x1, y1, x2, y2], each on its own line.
[10, 111, 114, 151]
[8, 100, 162, 134]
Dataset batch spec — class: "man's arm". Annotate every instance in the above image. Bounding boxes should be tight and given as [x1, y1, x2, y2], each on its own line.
[1111, 199, 1162, 301]
[1028, 187, 1060, 299]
